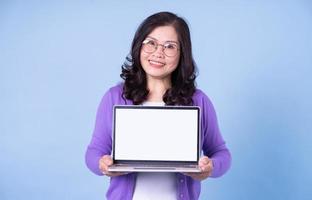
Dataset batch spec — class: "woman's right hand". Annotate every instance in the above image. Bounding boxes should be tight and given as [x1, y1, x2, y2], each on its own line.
[99, 155, 127, 177]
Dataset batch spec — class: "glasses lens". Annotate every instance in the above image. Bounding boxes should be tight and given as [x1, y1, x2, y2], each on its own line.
[142, 39, 156, 53]
[164, 43, 178, 57]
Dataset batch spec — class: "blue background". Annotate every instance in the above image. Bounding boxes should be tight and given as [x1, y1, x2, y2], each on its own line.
[1, 0, 311, 199]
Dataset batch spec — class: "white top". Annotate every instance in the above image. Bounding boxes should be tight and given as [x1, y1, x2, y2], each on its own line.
[132, 101, 177, 200]
[141, 101, 165, 106]
[132, 172, 177, 200]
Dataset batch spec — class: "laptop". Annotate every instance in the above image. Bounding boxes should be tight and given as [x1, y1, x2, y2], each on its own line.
[108, 105, 201, 173]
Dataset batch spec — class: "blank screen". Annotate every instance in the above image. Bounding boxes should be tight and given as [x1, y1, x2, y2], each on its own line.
[114, 107, 199, 161]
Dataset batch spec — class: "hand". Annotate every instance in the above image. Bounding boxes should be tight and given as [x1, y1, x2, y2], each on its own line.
[183, 156, 213, 181]
[99, 155, 128, 177]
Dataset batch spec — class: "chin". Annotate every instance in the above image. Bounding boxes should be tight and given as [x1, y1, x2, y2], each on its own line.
[148, 73, 171, 80]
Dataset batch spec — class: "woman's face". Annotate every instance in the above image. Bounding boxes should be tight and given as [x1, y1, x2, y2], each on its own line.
[140, 26, 180, 82]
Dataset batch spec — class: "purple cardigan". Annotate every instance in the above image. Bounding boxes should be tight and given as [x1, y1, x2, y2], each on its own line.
[85, 83, 231, 200]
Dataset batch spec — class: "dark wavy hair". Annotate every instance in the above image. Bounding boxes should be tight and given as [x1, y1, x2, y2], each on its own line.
[120, 12, 197, 105]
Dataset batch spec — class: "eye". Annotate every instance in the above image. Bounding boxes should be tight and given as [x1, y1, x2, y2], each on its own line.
[164, 43, 177, 50]
[143, 39, 157, 46]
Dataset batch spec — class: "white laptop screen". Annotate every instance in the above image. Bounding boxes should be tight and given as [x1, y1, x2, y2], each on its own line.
[113, 106, 199, 162]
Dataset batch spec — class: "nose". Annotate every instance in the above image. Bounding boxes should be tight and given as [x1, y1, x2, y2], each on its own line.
[153, 44, 165, 57]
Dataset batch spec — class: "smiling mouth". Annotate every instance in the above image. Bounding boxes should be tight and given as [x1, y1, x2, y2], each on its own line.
[149, 60, 165, 67]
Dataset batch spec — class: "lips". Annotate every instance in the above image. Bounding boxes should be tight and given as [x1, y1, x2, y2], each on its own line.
[149, 60, 165, 68]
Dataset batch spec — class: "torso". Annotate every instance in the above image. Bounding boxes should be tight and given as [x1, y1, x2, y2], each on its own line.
[132, 101, 177, 200]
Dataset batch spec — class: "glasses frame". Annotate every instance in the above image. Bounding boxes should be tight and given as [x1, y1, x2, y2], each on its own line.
[142, 38, 180, 57]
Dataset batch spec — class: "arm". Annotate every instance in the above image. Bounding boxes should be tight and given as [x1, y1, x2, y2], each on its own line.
[201, 93, 232, 178]
[85, 90, 114, 175]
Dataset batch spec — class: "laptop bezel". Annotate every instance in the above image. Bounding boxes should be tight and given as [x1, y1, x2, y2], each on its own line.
[111, 105, 201, 165]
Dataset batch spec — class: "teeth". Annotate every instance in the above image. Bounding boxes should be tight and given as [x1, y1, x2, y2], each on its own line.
[150, 60, 164, 66]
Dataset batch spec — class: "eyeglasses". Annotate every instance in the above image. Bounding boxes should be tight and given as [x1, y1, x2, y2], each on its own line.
[142, 38, 179, 57]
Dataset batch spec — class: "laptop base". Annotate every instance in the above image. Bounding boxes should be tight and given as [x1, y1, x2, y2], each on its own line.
[108, 165, 201, 173]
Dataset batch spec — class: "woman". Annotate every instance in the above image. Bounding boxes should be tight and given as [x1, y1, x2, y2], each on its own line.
[85, 11, 231, 200]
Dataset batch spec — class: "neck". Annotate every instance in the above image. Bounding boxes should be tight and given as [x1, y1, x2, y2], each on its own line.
[146, 77, 171, 102]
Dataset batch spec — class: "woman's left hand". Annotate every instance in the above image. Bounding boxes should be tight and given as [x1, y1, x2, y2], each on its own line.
[183, 156, 213, 181]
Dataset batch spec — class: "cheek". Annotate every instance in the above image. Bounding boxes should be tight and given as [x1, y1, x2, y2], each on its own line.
[167, 57, 180, 70]
[140, 51, 149, 64]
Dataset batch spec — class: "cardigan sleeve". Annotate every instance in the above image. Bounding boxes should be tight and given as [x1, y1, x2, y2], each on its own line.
[85, 89, 114, 176]
[199, 92, 232, 178]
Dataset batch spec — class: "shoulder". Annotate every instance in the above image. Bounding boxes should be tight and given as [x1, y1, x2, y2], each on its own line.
[101, 82, 124, 100]
[192, 89, 220, 131]
[100, 82, 131, 105]
[106, 82, 124, 96]
[192, 88, 213, 106]
[192, 88, 218, 117]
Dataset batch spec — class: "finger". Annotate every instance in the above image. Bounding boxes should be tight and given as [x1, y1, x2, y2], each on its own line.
[183, 172, 198, 179]
[200, 165, 209, 172]
[104, 171, 128, 177]
[184, 171, 206, 178]
[99, 164, 108, 175]
[199, 157, 213, 170]
[199, 156, 209, 165]
[206, 160, 213, 173]
[103, 157, 113, 166]
[184, 172, 206, 181]
[102, 164, 109, 172]
[104, 159, 113, 166]
[99, 160, 106, 172]
[183, 172, 195, 176]
[200, 164, 213, 174]
[99, 155, 113, 174]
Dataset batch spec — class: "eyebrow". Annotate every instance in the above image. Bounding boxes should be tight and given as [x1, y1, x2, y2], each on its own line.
[146, 36, 179, 45]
